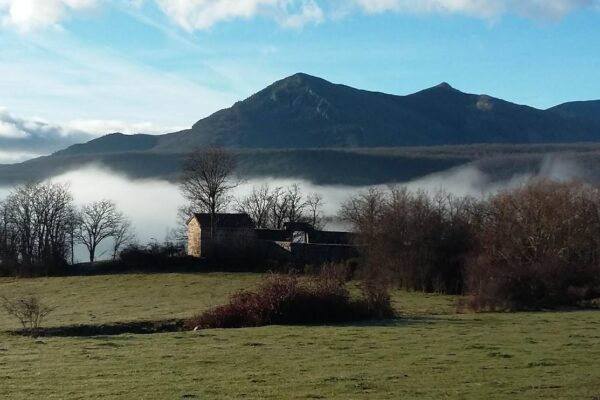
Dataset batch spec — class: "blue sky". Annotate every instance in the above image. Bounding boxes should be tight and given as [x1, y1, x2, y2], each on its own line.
[0, 0, 599, 162]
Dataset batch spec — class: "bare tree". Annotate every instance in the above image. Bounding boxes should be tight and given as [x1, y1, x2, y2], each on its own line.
[269, 186, 289, 229]
[339, 187, 386, 235]
[235, 184, 273, 228]
[306, 193, 325, 229]
[64, 206, 81, 265]
[266, 185, 312, 229]
[285, 184, 307, 225]
[180, 147, 238, 238]
[0, 201, 18, 274]
[111, 218, 136, 260]
[78, 200, 123, 263]
[1, 183, 76, 275]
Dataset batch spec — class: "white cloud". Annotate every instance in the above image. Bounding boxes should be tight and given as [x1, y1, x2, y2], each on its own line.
[151, 0, 323, 30]
[351, 0, 596, 20]
[0, 106, 89, 142]
[0, 119, 27, 138]
[0, 0, 96, 31]
[279, 0, 323, 28]
[64, 119, 186, 136]
[0, 0, 593, 33]
[0, 107, 184, 164]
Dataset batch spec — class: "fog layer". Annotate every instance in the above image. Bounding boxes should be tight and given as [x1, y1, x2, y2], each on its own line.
[0, 156, 585, 261]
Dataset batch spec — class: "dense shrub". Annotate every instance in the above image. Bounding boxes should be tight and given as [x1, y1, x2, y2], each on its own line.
[119, 242, 185, 267]
[466, 181, 600, 310]
[186, 274, 394, 329]
[68, 242, 201, 275]
[341, 180, 600, 311]
[340, 187, 475, 294]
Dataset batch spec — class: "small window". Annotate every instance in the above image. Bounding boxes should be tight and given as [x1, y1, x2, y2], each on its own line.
[292, 231, 307, 244]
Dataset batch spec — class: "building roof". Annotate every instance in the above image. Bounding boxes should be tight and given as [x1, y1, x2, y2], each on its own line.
[188, 213, 255, 228]
[255, 229, 291, 242]
[283, 221, 315, 232]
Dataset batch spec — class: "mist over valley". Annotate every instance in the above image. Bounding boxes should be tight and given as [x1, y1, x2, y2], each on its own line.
[0, 151, 586, 262]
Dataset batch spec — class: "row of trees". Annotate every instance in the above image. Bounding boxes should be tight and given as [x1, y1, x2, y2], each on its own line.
[0, 183, 134, 276]
[235, 184, 324, 229]
[178, 147, 325, 237]
[340, 181, 600, 310]
[340, 187, 473, 294]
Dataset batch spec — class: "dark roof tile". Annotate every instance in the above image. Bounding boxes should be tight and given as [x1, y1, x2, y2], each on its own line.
[190, 213, 254, 228]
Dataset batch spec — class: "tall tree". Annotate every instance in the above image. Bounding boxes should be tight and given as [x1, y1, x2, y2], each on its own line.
[284, 184, 307, 225]
[235, 184, 273, 229]
[180, 147, 238, 238]
[111, 218, 135, 260]
[0, 201, 18, 274]
[78, 200, 123, 263]
[1, 183, 76, 275]
[269, 186, 289, 229]
[306, 193, 325, 229]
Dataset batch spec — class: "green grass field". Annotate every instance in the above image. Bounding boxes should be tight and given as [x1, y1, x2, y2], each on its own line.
[1, 273, 599, 399]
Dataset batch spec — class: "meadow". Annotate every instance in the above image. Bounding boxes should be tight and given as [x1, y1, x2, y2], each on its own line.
[0, 273, 599, 399]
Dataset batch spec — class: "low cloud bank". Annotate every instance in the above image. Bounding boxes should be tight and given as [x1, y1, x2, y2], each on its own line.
[404, 155, 585, 198]
[0, 107, 181, 165]
[0, 155, 587, 261]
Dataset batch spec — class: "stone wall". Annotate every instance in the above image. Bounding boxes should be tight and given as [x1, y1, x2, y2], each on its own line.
[200, 227, 257, 259]
[187, 218, 201, 257]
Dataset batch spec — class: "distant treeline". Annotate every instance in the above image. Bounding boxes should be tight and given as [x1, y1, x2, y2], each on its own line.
[340, 180, 600, 310]
[5, 143, 600, 187]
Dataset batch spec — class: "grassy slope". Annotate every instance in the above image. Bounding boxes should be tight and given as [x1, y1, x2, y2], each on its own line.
[0, 273, 263, 328]
[0, 273, 599, 399]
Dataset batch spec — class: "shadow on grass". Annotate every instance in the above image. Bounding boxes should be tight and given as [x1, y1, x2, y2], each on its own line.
[9, 319, 186, 337]
[7, 317, 450, 338]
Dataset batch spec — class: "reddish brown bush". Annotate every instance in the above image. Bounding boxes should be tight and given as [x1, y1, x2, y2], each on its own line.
[466, 180, 600, 310]
[340, 180, 600, 311]
[186, 274, 394, 330]
[340, 187, 475, 294]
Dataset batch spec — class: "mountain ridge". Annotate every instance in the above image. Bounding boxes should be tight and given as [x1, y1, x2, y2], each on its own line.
[49, 72, 600, 156]
[2, 73, 600, 186]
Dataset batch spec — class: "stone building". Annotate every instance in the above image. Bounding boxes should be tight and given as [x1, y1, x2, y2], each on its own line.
[187, 213, 358, 264]
[187, 213, 255, 258]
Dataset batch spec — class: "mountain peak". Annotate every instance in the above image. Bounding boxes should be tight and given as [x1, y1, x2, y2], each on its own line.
[288, 72, 318, 80]
[273, 72, 330, 89]
[436, 82, 453, 89]
[410, 81, 461, 98]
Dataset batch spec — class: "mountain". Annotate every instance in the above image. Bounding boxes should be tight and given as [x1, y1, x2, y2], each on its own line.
[54, 133, 161, 156]
[549, 100, 600, 125]
[152, 73, 600, 150]
[2, 73, 600, 186]
[39, 73, 600, 154]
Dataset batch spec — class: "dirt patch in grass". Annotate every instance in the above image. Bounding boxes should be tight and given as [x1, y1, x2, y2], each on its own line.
[8, 319, 185, 337]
